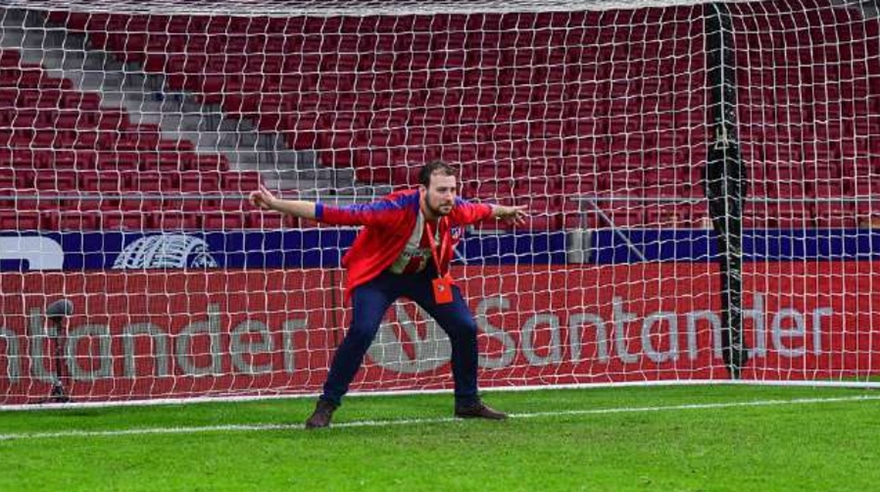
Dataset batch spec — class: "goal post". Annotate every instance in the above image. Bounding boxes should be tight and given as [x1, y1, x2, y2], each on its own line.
[1, 0, 879, 408]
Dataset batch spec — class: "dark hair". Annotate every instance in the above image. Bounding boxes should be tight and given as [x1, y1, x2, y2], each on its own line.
[418, 160, 457, 187]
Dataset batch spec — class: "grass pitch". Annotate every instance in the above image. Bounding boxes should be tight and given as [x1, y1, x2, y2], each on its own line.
[1, 385, 878, 491]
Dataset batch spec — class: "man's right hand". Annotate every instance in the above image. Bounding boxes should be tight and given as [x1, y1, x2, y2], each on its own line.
[493, 204, 529, 226]
[249, 185, 276, 211]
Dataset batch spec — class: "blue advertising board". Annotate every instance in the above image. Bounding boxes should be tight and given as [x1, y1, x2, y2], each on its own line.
[0, 229, 567, 271]
[0, 229, 878, 272]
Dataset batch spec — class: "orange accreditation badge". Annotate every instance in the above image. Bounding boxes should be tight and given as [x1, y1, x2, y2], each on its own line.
[426, 218, 455, 305]
[432, 274, 454, 304]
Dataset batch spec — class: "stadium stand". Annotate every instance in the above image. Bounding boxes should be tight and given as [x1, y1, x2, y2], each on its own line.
[0, 46, 265, 230]
[0, 1, 874, 230]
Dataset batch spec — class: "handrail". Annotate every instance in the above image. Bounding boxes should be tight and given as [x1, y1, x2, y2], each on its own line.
[1, 193, 874, 203]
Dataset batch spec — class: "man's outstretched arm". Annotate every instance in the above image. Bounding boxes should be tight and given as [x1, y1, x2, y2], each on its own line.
[249, 185, 316, 219]
[250, 185, 402, 226]
[453, 198, 529, 227]
[491, 204, 529, 226]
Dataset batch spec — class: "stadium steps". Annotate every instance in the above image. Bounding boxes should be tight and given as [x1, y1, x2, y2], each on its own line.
[833, 0, 880, 18]
[0, 7, 381, 199]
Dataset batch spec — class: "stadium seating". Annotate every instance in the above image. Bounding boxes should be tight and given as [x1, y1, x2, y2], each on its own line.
[12, 2, 880, 230]
[0, 49, 265, 230]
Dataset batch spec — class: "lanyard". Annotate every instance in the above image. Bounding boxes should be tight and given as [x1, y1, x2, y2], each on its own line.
[424, 217, 448, 277]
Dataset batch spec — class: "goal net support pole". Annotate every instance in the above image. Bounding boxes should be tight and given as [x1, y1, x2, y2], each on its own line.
[704, 2, 749, 379]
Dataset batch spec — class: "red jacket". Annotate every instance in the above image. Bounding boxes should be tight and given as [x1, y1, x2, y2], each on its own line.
[315, 189, 494, 300]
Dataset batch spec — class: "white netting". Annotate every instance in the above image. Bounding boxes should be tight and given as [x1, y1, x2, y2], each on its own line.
[0, 0, 879, 407]
[6, 1, 733, 16]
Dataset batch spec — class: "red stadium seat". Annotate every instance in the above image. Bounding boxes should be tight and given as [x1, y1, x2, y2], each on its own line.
[774, 203, 813, 229]
[743, 210, 776, 229]
[47, 211, 100, 231]
[813, 203, 856, 228]
[0, 210, 40, 230]
[179, 171, 222, 193]
[221, 171, 261, 192]
[129, 172, 175, 193]
[768, 163, 804, 181]
[469, 179, 515, 200]
[80, 171, 123, 192]
[201, 211, 246, 230]
[811, 182, 848, 199]
[245, 211, 289, 229]
[8, 189, 59, 212]
[62, 195, 107, 212]
[0, 173, 16, 191]
[101, 212, 147, 231]
[803, 162, 839, 180]
[33, 170, 77, 191]
[150, 211, 200, 230]
[643, 168, 682, 185]
[644, 204, 691, 228]
[773, 182, 807, 198]
[596, 206, 646, 228]
[507, 213, 562, 231]
[852, 178, 880, 197]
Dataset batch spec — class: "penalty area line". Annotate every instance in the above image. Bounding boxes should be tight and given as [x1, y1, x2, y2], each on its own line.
[2, 394, 879, 442]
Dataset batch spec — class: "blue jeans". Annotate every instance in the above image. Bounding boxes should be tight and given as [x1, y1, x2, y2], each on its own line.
[320, 267, 480, 407]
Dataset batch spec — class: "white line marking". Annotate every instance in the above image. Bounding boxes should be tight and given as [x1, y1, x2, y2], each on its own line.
[1, 394, 878, 442]
[7, 380, 880, 413]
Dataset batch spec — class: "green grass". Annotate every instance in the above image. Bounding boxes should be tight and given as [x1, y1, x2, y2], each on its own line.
[2, 385, 879, 491]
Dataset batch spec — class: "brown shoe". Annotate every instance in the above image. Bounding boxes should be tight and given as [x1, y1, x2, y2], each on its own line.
[454, 401, 508, 420]
[305, 399, 338, 429]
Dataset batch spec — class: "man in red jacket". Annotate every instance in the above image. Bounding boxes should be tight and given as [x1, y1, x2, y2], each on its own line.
[250, 160, 528, 429]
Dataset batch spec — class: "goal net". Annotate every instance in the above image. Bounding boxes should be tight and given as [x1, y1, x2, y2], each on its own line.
[1, 0, 878, 406]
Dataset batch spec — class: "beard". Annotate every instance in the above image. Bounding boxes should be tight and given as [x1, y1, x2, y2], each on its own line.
[428, 202, 452, 216]
[426, 193, 453, 216]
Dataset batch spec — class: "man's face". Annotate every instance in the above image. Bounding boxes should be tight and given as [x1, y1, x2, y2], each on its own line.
[422, 173, 457, 217]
